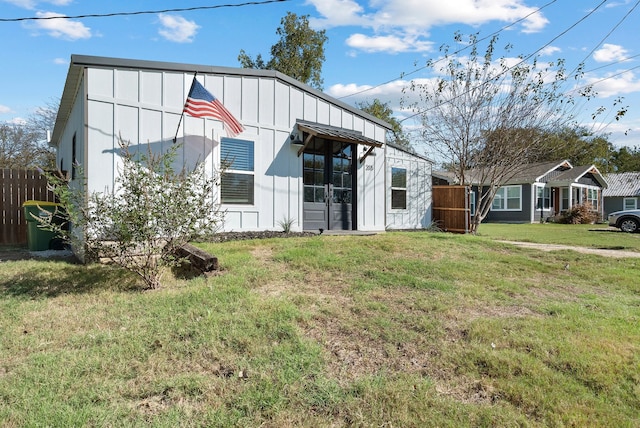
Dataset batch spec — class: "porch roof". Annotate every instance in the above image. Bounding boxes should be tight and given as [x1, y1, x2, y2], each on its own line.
[547, 165, 608, 189]
[295, 120, 383, 148]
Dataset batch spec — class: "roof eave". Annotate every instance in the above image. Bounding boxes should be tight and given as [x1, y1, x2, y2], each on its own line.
[50, 54, 394, 144]
[50, 61, 83, 147]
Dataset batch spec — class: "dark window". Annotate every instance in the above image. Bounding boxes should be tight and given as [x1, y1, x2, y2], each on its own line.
[391, 167, 407, 209]
[221, 138, 254, 205]
[536, 186, 551, 210]
[303, 152, 325, 203]
[221, 173, 254, 204]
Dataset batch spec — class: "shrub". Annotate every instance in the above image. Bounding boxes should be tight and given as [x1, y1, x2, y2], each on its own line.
[558, 203, 599, 224]
[39, 139, 223, 289]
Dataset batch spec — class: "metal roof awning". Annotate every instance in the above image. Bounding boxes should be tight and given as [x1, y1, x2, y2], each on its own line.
[294, 120, 383, 163]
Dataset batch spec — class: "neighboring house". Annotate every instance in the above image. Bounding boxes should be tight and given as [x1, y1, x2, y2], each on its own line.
[434, 160, 607, 224]
[603, 172, 640, 216]
[49, 55, 432, 236]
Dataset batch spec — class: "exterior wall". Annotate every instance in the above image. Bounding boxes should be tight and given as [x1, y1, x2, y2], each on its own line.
[604, 197, 624, 215]
[357, 144, 386, 231]
[482, 184, 533, 223]
[80, 64, 388, 233]
[56, 78, 85, 181]
[605, 196, 639, 215]
[385, 145, 432, 229]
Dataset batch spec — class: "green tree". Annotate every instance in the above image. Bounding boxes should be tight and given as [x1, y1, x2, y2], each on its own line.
[357, 99, 412, 149]
[611, 146, 640, 172]
[537, 127, 615, 172]
[238, 12, 327, 90]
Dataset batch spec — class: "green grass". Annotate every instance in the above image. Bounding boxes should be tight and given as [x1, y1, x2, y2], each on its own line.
[1, 228, 639, 426]
[478, 222, 640, 251]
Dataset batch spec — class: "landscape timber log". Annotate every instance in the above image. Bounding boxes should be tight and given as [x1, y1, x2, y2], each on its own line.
[175, 243, 219, 272]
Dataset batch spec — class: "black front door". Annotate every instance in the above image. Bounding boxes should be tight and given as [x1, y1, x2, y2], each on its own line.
[303, 138, 355, 231]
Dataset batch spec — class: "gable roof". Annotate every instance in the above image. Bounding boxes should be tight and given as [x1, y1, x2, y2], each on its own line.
[435, 160, 572, 185]
[51, 54, 392, 146]
[603, 172, 640, 197]
[548, 164, 608, 188]
[433, 159, 607, 188]
[505, 160, 572, 184]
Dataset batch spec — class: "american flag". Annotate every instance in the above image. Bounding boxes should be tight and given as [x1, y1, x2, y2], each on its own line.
[183, 77, 244, 137]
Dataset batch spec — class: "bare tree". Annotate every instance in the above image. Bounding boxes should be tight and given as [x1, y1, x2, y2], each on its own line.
[0, 98, 58, 169]
[405, 34, 597, 233]
[0, 123, 44, 168]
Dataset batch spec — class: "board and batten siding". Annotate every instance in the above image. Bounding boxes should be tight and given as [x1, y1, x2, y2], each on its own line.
[385, 144, 432, 229]
[78, 65, 387, 232]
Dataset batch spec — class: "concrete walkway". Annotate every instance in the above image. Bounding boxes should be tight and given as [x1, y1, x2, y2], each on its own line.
[497, 240, 640, 258]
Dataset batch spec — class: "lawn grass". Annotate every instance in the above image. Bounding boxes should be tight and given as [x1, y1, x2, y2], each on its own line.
[1, 230, 639, 426]
[477, 222, 640, 251]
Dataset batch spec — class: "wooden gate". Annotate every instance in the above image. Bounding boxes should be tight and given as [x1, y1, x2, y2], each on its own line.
[432, 185, 470, 234]
[1, 169, 55, 245]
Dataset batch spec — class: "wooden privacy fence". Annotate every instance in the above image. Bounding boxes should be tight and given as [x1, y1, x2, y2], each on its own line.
[432, 185, 470, 234]
[1, 169, 56, 245]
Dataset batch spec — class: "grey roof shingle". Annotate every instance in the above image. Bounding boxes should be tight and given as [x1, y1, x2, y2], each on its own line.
[432, 160, 607, 188]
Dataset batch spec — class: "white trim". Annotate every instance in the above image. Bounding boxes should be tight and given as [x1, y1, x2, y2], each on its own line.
[534, 184, 552, 212]
[390, 166, 407, 211]
[219, 136, 256, 206]
[623, 197, 638, 210]
[491, 184, 522, 211]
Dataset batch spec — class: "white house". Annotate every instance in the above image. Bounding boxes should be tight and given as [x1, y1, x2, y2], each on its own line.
[50, 55, 432, 234]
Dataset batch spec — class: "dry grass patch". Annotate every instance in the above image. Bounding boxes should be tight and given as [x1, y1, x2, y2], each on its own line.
[2, 232, 638, 426]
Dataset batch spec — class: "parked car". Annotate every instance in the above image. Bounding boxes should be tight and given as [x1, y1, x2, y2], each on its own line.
[608, 209, 640, 233]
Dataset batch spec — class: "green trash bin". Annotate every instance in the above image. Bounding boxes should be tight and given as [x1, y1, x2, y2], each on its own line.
[23, 201, 60, 251]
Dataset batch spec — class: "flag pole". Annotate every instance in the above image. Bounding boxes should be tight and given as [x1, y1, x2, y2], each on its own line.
[173, 72, 198, 143]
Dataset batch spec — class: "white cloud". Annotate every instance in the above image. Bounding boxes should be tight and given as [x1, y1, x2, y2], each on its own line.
[346, 33, 433, 54]
[585, 71, 640, 98]
[0, 105, 11, 114]
[8, 117, 27, 125]
[1, 0, 37, 8]
[326, 78, 424, 116]
[308, 0, 549, 55]
[310, 0, 547, 32]
[30, 11, 91, 40]
[308, 0, 368, 28]
[540, 46, 561, 57]
[53, 57, 68, 65]
[1, 0, 73, 9]
[593, 44, 629, 63]
[327, 80, 406, 99]
[158, 14, 199, 43]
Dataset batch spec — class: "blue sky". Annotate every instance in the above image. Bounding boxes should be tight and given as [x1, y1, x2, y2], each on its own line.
[1, 0, 639, 155]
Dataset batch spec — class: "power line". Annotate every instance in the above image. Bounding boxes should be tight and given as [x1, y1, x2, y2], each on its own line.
[337, 0, 559, 100]
[567, 0, 640, 78]
[584, 52, 640, 74]
[399, 0, 610, 124]
[0, 0, 289, 22]
[567, 64, 640, 97]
